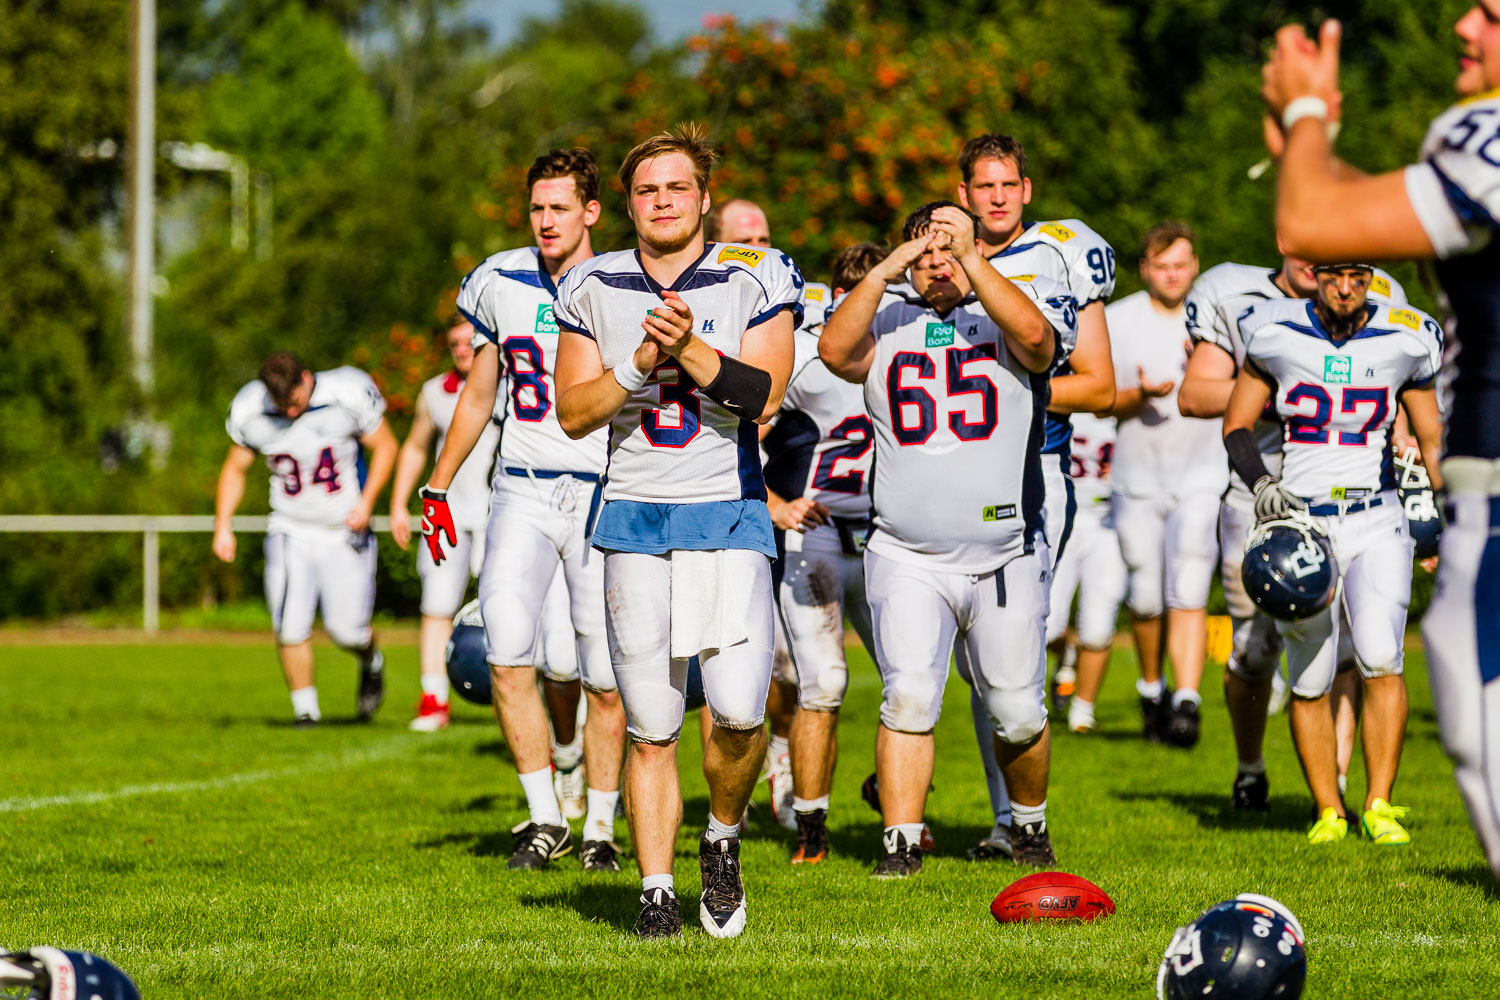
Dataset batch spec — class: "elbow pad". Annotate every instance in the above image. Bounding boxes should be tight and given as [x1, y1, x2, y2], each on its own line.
[1224, 427, 1271, 488]
[701, 355, 772, 421]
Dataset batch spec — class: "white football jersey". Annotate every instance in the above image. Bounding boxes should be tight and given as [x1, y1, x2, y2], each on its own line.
[227, 366, 386, 528]
[1107, 290, 1228, 498]
[801, 282, 834, 332]
[763, 327, 873, 518]
[1067, 410, 1116, 508]
[1241, 299, 1442, 499]
[553, 243, 805, 503]
[457, 247, 609, 475]
[1405, 90, 1500, 460]
[1188, 261, 1407, 480]
[862, 283, 1049, 573]
[420, 372, 499, 529]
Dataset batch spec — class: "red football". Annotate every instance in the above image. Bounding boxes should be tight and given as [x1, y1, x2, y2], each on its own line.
[991, 871, 1115, 923]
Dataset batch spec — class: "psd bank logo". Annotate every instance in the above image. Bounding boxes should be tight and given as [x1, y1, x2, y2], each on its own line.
[1323, 355, 1351, 384]
[535, 304, 559, 334]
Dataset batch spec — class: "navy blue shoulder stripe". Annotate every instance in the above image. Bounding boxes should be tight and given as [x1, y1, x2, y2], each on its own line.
[496, 268, 548, 289]
[1432, 160, 1499, 229]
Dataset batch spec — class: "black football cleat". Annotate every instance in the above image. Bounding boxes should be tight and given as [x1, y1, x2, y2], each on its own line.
[966, 823, 1014, 861]
[698, 835, 748, 937]
[1010, 821, 1058, 867]
[506, 821, 573, 870]
[292, 714, 318, 730]
[791, 809, 830, 865]
[1167, 699, 1202, 749]
[356, 648, 385, 721]
[860, 772, 881, 814]
[1231, 771, 1270, 813]
[1140, 688, 1171, 743]
[1050, 666, 1077, 716]
[634, 887, 682, 939]
[580, 839, 623, 872]
[871, 829, 923, 879]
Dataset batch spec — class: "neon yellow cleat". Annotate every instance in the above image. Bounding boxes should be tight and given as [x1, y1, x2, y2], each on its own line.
[1307, 806, 1348, 845]
[1361, 799, 1411, 846]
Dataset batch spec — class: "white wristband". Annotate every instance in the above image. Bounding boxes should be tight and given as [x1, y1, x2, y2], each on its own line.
[1281, 96, 1329, 132]
[613, 360, 649, 392]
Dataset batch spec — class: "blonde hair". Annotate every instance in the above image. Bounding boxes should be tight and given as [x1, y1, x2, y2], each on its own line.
[618, 122, 717, 196]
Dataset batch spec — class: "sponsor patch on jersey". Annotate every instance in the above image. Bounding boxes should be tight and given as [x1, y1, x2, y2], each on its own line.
[926, 321, 956, 347]
[982, 504, 1017, 522]
[1387, 308, 1420, 330]
[717, 245, 766, 267]
[1370, 275, 1391, 297]
[806, 286, 826, 302]
[535, 303, 559, 334]
[1323, 355, 1352, 384]
[1329, 487, 1372, 500]
[1004, 274, 1037, 282]
[1039, 222, 1076, 243]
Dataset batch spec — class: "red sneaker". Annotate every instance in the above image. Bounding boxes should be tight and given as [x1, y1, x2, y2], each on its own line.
[409, 693, 450, 732]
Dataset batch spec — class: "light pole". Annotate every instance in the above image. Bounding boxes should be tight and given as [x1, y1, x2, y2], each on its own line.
[128, 0, 156, 397]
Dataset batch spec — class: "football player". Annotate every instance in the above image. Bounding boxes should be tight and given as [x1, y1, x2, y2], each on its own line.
[419, 149, 625, 873]
[704, 197, 771, 248]
[821, 202, 1062, 874]
[1262, 4, 1500, 878]
[1226, 265, 1444, 844]
[761, 241, 888, 864]
[389, 317, 499, 731]
[213, 352, 397, 726]
[1179, 250, 1407, 811]
[955, 134, 1116, 856]
[1105, 223, 1223, 747]
[1046, 410, 1128, 735]
[552, 124, 801, 938]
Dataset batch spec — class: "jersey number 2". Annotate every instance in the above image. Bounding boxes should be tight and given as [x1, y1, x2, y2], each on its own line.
[811, 416, 874, 494]
[1284, 384, 1389, 446]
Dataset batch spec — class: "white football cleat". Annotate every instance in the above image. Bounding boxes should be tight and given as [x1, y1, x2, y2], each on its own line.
[554, 763, 587, 821]
[766, 748, 796, 831]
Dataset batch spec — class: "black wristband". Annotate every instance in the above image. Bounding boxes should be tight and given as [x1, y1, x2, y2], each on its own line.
[1224, 427, 1271, 488]
[701, 355, 773, 421]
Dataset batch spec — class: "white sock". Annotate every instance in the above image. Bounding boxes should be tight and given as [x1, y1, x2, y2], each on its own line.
[290, 686, 321, 720]
[1238, 758, 1267, 776]
[518, 767, 564, 826]
[642, 873, 674, 896]
[1172, 688, 1202, 709]
[1337, 774, 1348, 798]
[552, 734, 583, 772]
[584, 789, 619, 842]
[1012, 800, 1047, 831]
[792, 795, 830, 814]
[420, 673, 449, 702]
[1136, 678, 1164, 699]
[768, 734, 790, 759]
[1069, 698, 1096, 725]
[706, 812, 740, 843]
[885, 823, 924, 851]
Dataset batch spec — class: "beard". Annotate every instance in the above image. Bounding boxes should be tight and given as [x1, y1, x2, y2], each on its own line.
[637, 216, 701, 255]
[1316, 301, 1366, 340]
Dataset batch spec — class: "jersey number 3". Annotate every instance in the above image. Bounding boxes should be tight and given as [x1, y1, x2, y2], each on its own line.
[642, 360, 701, 448]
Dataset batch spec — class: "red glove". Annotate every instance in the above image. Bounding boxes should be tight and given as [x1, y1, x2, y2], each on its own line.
[419, 485, 456, 564]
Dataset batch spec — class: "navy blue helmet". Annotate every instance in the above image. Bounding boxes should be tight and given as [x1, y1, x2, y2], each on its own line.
[1241, 518, 1337, 622]
[1157, 894, 1306, 1000]
[445, 599, 492, 706]
[1396, 449, 1443, 559]
[0, 948, 140, 1000]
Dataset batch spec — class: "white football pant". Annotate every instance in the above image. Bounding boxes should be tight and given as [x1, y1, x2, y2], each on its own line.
[1219, 492, 1286, 682]
[533, 563, 580, 683]
[1113, 490, 1221, 617]
[264, 524, 376, 648]
[1045, 501, 1128, 650]
[416, 524, 484, 618]
[778, 522, 874, 712]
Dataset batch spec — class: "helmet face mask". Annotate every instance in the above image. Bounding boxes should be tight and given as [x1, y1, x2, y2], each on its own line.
[1157, 898, 1307, 1000]
[1394, 448, 1443, 559]
[1241, 516, 1338, 622]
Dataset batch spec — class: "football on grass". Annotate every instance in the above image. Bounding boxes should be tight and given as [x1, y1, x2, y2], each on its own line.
[991, 872, 1115, 923]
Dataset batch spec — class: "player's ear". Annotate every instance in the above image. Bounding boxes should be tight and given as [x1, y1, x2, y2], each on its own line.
[583, 200, 602, 228]
[700, 189, 712, 218]
[956, 182, 971, 210]
[1020, 177, 1032, 204]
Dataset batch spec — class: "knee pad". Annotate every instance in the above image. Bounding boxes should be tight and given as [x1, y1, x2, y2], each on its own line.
[879, 669, 943, 734]
[326, 623, 372, 651]
[987, 687, 1048, 744]
[1357, 648, 1405, 679]
[1127, 571, 1164, 619]
[1227, 615, 1282, 681]
[797, 659, 849, 713]
[1166, 555, 1215, 611]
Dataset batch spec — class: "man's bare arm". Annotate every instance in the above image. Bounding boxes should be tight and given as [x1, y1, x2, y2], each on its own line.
[212, 444, 257, 563]
[1178, 341, 1238, 418]
[1049, 301, 1116, 412]
[429, 347, 501, 487]
[389, 394, 436, 550]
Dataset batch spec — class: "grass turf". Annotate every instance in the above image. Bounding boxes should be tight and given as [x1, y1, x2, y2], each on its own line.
[1, 639, 1494, 998]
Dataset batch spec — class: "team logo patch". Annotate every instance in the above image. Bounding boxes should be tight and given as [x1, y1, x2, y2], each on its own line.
[982, 504, 1017, 522]
[1387, 308, 1420, 330]
[926, 322, 956, 347]
[535, 304, 558, 334]
[1005, 274, 1037, 282]
[1330, 487, 1371, 500]
[1039, 222, 1076, 243]
[1323, 355, 1351, 384]
[717, 245, 766, 266]
[1370, 275, 1391, 297]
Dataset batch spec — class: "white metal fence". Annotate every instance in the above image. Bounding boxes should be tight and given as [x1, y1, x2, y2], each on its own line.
[0, 515, 393, 635]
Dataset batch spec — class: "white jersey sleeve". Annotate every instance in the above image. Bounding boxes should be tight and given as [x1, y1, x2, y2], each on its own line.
[318, 366, 387, 435]
[1028, 219, 1118, 306]
[1008, 272, 1079, 359]
[800, 282, 833, 332]
[1405, 93, 1500, 258]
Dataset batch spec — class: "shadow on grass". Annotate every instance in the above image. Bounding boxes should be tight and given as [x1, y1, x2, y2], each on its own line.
[473, 740, 515, 763]
[1111, 789, 1311, 833]
[519, 881, 641, 931]
[413, 829, 519, 858]
[1428, 862, 1500, 900]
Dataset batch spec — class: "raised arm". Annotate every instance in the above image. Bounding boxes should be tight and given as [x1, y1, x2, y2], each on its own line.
[212, 444, 257, 563]
[821, 236, 929, 383]
[389, 392, 436, 550]
[933, 206, 1053, 373]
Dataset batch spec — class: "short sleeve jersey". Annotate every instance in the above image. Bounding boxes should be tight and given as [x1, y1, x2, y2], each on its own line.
[456, 247, 608, 475]
[552, 243, 805, 503]
[1405, 90, 1500, 459]
[989, 219, 1116, 455]
[800, 282, 834, 332]
[863, 284, 1048, 573]
[1186, 261, 1407, 480]
[1241, 299, 1443, 500]
[1106, 291, 1227, 498]
[227, 366, 385, 528]
[762, 327, 873, 518]
[419, 372, 499, 529]
[1066, 410, 1116, 508]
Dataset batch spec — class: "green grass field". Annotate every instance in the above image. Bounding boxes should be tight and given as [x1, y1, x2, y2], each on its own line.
[1, 638, 1495, 998]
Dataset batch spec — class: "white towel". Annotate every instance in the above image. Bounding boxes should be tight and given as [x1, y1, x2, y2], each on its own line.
[668, 549, 752, 658]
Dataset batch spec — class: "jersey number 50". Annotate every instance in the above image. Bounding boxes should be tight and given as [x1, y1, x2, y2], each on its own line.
[888, 347, 998, 446]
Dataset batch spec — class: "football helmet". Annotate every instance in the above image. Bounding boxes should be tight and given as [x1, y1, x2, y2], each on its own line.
[0, 948, 140, 1000]
[1395, 448, 1443, 559]
[1241, 516, 1337, 622]
[1157, 895, 1306, 999]
[445, 599, 492, 706]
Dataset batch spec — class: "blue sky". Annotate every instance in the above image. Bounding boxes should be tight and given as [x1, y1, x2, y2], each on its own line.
[470, 0, 809, 45]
